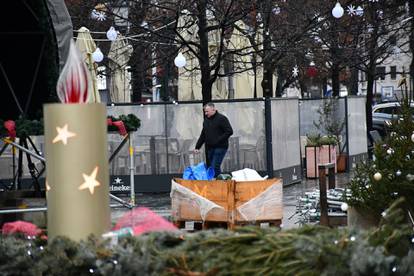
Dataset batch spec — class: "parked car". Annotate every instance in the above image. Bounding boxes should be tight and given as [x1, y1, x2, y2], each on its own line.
[372, 102, 414, 137]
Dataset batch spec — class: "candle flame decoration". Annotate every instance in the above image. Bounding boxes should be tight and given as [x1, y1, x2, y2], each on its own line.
[56, 41, 92, 103]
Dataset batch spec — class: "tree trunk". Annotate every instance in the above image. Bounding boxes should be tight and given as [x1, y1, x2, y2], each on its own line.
[261, 0, 273, 98]
[365, 14, 379, 134]
[275, 67, 283, 97]
[331, 62, 340, 97]
[201, 81, 213, 104]
[299, 80, 307, 98]
[253, 55, 257, 98]
[261, 66, 274, 98]
[329, 19, 340, 97]
[366, 72, 375, 132]
[349, 67, 359, 95]
[409, 0, 414, 101]
[197, 0, 212, 103]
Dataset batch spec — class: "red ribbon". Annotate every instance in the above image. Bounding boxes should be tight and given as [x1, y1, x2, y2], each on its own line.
[2, 220, 42, 236]
[4, 120, 16, 138]
[107, 118, 127, 136]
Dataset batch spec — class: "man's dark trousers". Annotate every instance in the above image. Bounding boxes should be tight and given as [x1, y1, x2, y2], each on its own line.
[207, 147, 228, 177]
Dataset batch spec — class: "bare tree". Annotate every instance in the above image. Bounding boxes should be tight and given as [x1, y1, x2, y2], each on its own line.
[351, 0, 409, 131]
[65, 0, 412, 107]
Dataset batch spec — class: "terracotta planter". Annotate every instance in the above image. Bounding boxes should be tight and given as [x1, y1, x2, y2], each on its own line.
[305, 145, 337, 178]
[347, 206, 380, 230]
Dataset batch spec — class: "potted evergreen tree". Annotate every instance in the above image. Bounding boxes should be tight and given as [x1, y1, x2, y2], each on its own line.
[313, 98, 346, 172]
[305, 133, 337, 178]
[345, 95, 414, 229]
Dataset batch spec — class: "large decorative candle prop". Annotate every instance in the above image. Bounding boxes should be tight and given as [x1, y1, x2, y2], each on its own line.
[44, 41, 110, 241]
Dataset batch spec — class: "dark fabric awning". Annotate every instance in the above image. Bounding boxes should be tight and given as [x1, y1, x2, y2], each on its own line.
[45, 0, 73, 71]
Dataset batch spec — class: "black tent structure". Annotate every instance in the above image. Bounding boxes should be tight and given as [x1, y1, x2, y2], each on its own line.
[0, 0, 72, 195]
[0, 0, 72, 120]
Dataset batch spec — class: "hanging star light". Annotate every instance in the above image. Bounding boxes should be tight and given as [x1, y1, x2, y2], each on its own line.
[292, 65, 299, 77]
[52, 124, 76, 145]
[90, 4, 107, 21]
[78, 166, 100, 195]
[272, 6, 281, 15]
[347, 5, 356, 16]
[377, 10, 384, 19]
[96, 12, 107, 21]
[355, 6, 364, 16]
[91, 9, 107, 21]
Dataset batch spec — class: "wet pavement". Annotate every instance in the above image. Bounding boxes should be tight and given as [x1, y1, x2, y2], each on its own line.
[111, 172, 352, 229]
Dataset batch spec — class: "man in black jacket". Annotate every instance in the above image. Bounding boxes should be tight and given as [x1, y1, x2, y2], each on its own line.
[195, 102, 233, 177]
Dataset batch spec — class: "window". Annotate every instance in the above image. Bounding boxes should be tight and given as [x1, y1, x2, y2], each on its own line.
[390, 66, 397, 80]
[374, 106, 398, 114]
[376, 66, 386, 80]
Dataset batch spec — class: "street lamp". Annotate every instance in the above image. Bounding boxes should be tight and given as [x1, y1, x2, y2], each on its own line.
[332, 2, 344, 19]
[174, 52, 186, 68]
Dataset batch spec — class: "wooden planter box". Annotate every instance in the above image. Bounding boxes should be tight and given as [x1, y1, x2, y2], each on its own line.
[305, 145, 337, 178]
[171, 178, 283, 229]
[336, 153, 347, 173]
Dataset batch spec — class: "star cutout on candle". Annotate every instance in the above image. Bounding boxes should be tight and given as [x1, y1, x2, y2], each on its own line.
[46, 181, 51, 192]
[52, 124, 76, 145]
[78, 166, 100, 195]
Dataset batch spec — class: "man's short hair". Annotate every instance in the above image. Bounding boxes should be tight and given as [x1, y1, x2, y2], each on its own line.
[204, 102, 215, 109]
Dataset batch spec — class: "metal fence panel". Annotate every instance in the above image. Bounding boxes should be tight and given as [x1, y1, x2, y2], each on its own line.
[165, 103, 204, 174]
[215, 101, 266, 172]
[299, 98, 347, 157]
[347, 97, 368, 156]
[0, 97, 368, 192]
[271, 99, 301, 170]
[107, 104, 166, 175]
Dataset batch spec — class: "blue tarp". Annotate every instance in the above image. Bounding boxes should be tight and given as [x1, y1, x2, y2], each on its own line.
[182, 162, 214, 180]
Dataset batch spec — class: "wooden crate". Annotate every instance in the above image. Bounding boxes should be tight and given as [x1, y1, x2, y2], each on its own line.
[234, 180, 283, 223]
[171, 179, 230, 222]
[171, 178, 283, 229]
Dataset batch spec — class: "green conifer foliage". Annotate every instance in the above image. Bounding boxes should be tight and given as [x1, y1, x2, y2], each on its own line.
[346, 96, 414, 218]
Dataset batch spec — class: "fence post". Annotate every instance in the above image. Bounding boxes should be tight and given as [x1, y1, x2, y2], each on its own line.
[345, 97, 350, 172]
[264, 97, 274, 178]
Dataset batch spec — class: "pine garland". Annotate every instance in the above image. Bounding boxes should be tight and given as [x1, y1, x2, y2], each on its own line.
[0, 199, 413, 275]
[0, 114, 140, 138]
[107, 114, 141, 133]
[0, 118, 44, 138]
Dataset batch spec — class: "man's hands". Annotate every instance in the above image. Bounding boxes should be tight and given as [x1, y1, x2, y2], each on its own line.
[194, 149, 200, 154]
